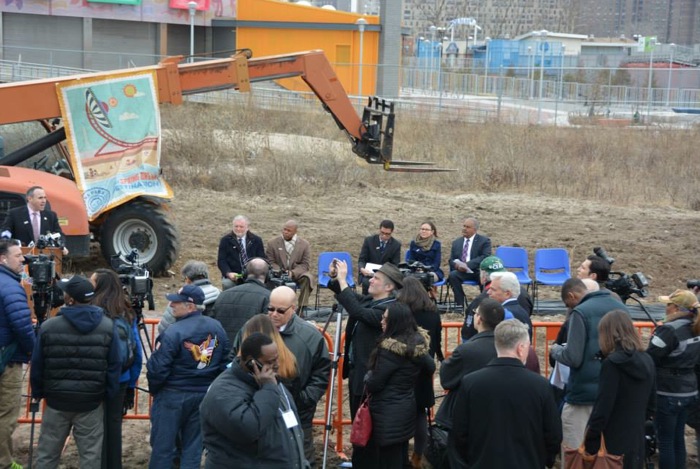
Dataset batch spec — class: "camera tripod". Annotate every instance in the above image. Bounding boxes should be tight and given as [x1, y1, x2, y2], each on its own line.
[134, 306, 153, 358]
[322, 303, 344, 469]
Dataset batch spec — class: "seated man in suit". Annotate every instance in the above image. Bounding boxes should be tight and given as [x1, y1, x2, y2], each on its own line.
[447, 217, 491, 312]
[265, 220, 313, 312]
[0, 186, 68, 255]
[217, 214, 265, 290]
[357, 219, 401, 295]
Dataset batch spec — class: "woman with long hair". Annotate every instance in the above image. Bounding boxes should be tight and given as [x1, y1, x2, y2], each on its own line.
[352, 303, 435, 469]
[406, 221, 443, 282]
[647, 289, 700, 469]
[584, 309, 655, 469]
[90, 268, 143, 469]
[397, 276, 443, 468]
[238, 314, 297, 381]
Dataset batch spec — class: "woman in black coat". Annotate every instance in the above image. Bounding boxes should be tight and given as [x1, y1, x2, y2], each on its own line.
[585, 309, 656, 469]
[397, 277, 442, 468]
[352, 303, 435, 469]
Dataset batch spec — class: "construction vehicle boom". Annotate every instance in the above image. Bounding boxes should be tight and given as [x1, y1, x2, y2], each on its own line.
[0, 50, 396, 273]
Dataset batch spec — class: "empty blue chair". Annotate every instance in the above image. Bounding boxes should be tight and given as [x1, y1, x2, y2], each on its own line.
[495, 246, 533, 287]
[533, 248, 571, 312]
[315, 251, 355, 309]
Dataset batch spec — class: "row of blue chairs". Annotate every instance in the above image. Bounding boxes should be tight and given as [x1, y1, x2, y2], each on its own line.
[313, 247, 573, 312]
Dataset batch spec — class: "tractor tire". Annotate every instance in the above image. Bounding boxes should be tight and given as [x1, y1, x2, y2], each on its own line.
[100, 200, 179, 275]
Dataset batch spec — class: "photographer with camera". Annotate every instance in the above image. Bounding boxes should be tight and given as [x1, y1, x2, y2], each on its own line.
[266, 220, 313, 312]
[576, 253, 611, 289]
[90, 268, 143, 469]
[0, 186, 68, 256]
[328, 260, 401, 418]
[0, 239, 35, 469]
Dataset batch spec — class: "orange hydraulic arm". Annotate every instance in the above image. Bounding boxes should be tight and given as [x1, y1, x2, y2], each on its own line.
[0, 49, 397, 167]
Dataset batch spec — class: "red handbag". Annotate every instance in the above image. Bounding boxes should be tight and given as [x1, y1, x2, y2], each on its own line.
[350, 395, 372, 447]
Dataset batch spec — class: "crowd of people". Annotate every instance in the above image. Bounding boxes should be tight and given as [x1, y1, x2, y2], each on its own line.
[1, 201, 700, 469]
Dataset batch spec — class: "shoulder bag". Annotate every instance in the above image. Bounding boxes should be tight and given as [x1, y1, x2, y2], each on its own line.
[564, 433, 623, 469]
[350, 394, 372, 447]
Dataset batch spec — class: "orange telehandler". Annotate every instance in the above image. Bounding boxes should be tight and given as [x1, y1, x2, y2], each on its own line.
[0, 49, 410, 273]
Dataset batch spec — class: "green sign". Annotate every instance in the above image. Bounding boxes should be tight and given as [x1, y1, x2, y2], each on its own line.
[88, 0, 142, 4]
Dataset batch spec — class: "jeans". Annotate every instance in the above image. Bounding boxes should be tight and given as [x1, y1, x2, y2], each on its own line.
[149, 389, 206, 469]
[655, 394, 696, 469]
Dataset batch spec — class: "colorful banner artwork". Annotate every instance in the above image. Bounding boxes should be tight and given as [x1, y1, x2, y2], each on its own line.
[56, 71, 173, 221]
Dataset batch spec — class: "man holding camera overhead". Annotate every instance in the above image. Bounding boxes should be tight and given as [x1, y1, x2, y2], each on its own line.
[0, 186, 69, 255]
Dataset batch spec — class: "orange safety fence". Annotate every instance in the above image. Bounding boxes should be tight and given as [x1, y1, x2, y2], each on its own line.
[18, 317, 657, 455]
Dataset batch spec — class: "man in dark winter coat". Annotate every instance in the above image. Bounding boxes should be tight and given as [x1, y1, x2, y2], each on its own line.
[448, 320, 562, 469]
[0, 239, 35, 469]
[217, 215, 265, 290]
[212, 257, 270, 343]
[268, 286, 330, 467]
[31, 275, 121, 469]
[147, 285, 231, 469]
[200, 333, 308, 469]
[435, 298, 505, 430]
[328, 260, 401, 418]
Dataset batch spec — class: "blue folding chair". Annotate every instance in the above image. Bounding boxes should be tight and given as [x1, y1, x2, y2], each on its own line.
[495, 246, 533, 288]
[533, 248, 571, 312]
[315, 251, 355, 310]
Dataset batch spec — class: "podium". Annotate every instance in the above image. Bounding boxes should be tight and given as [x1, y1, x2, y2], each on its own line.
[20, 246, 64, 321]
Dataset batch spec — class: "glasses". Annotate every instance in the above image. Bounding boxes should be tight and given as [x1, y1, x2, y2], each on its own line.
[419, 227, 432, 231]
[268, 305, 293, 315]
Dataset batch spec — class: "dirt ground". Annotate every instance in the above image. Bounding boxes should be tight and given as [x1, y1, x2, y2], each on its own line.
[11, 185, 700, 468]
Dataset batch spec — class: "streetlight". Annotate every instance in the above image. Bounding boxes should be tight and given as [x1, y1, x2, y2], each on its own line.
[666, 43, 675, 106]
[527, 46, 533, 99]
[554, 44, 565, 125]
[646, 37, 657, 120]
[188, 1, 197, 64]
[430, 25, 437, 90]
[534, 30, 548, 124]
[356, 18, 368, 105]
[483, 37, 491, 94]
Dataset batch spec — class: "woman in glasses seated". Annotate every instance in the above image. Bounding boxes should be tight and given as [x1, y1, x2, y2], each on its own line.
[406, 221, 443, 284]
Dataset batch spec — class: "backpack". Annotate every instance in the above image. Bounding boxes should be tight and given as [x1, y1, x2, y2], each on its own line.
[114, 316, 137, 371]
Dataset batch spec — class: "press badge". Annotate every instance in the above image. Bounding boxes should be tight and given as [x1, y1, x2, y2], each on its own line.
[281, 409, 299, 428]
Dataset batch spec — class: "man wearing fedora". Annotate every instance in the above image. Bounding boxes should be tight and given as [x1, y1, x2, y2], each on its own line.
[328, 261, 403, 418]
[31, 275, 121, 469]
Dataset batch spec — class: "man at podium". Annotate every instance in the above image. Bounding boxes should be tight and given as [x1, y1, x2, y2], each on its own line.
[0, 186, 69, 256]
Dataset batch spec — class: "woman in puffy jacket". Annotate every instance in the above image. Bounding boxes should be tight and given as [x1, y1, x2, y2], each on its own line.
[647, 289, 700, 469]
[585, 309, 655, 469]
[406, 221, 443, 282]
[351, 303, 435, 469]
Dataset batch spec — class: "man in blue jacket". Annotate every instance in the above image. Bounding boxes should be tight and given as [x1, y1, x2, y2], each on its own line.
[147, 284, 230, 469]
[31, 274, 121, 469]
[0, 239, 35, 469]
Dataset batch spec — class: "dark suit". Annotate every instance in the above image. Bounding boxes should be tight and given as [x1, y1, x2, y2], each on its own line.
[217, 231, 265, 285]
[357, 235, 401, 295]
[448, 234, 492, 308]
[0, 206, 63, 247]
[448, 357, 562, 469]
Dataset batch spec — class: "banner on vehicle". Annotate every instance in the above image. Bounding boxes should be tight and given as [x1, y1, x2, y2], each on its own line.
[56, 71, 173, 221]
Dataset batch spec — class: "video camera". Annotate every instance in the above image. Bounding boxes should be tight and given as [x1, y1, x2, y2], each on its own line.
[111, 249, 154, 314]
[270, 269, 297, 290]
[398, 261, 434, 291]
[688, 280, 700, 290]
[23, 252, 64, 324]
[593, 247, 649, 303]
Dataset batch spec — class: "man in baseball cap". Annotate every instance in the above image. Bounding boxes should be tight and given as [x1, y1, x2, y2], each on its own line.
[165, 284, 205, 306]
[462, 256, 533, 341]
[147, 283, 230, 468]
[56, 274, 95, 304]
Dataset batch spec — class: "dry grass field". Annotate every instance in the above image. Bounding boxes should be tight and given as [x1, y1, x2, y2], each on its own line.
[10, 99, 700, 468]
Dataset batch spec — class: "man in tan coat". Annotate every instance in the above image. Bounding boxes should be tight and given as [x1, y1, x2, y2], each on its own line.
[266, 220, 313, 312]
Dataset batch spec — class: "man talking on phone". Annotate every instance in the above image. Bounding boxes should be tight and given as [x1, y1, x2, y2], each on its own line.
[200, 332, 308, 469]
